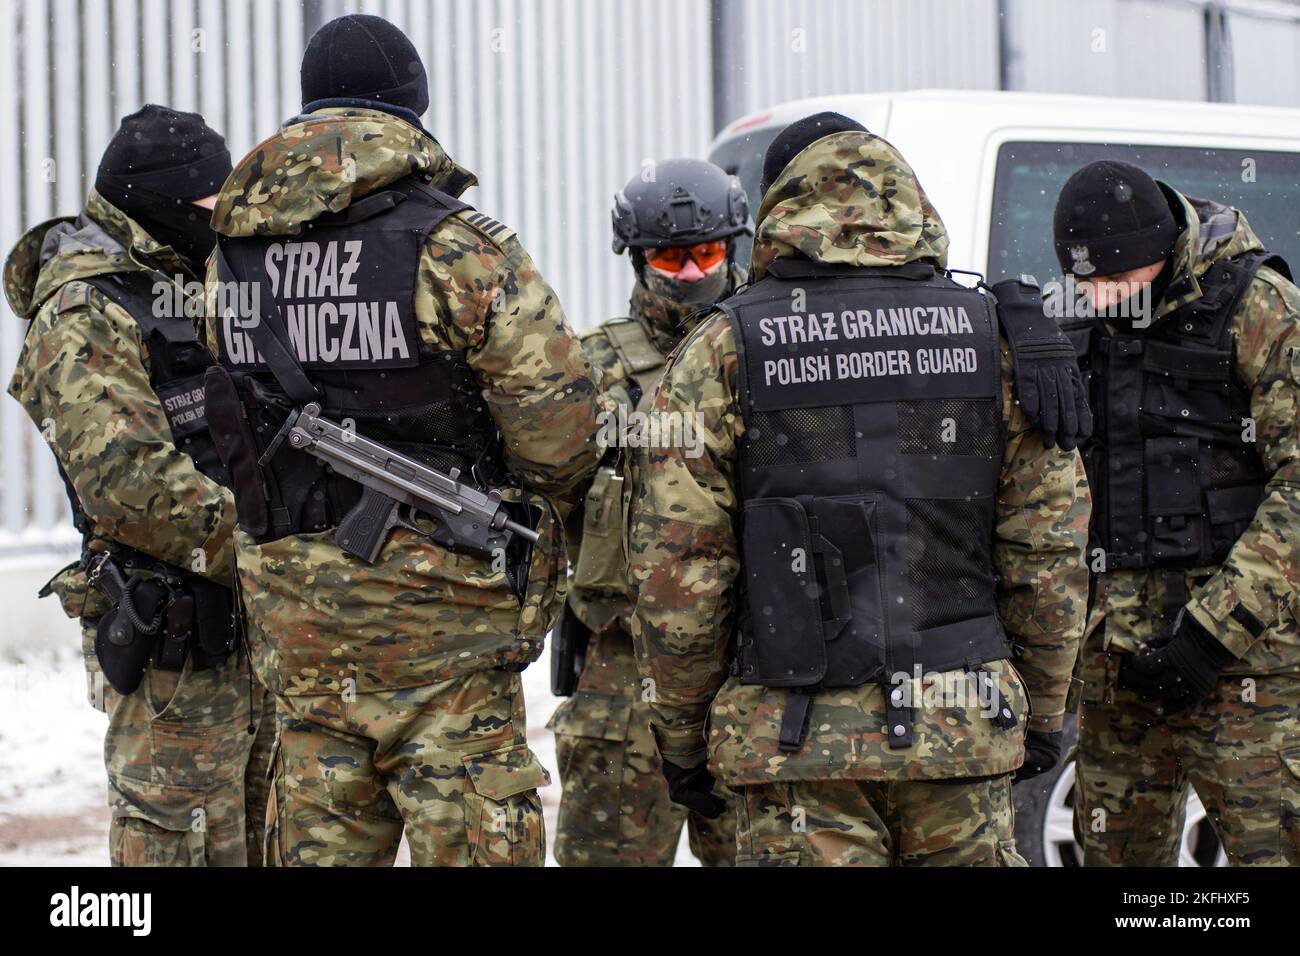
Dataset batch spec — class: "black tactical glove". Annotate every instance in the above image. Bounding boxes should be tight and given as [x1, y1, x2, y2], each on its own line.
[1118, 610, 1236, 712]
[661, 759, 726, 819]
[1013, 729, 1063, 782]
[991, 275, 1093, 451]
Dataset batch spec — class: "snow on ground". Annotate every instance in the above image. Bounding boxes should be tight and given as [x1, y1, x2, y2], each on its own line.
[0, 644, 110, 865]
[0, 630, 695, 866]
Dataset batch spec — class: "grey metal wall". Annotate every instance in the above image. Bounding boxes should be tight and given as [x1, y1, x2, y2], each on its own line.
[1004, 0, 1208, 100]
[717, 0, 1002, 120]
[1229, 2, 1300, 105]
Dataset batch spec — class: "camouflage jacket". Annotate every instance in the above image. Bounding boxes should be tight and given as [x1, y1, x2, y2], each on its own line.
[629, 131, 1091, 784]
[203, 107, 601, 696]
[5, 190, 236, 622]
[568, 277, 735, 634]
[1093, 187, 1300, 675]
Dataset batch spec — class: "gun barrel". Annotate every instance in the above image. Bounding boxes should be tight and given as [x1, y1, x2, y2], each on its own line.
[503, 517, 541, 543]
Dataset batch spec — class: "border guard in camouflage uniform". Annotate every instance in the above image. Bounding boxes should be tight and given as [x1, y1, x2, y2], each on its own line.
[201, 14, 601, 866]
[548, 159, 749, 866]
[6, 106, 273, 866]
[1055, 160, 1300, 866]
[630, 113, 1093, 866]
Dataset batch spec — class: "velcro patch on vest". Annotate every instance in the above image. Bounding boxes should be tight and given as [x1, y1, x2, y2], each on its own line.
[154, 373, 209, 439]
[735, 284, 999, 412]
[218, 230, 421, 371]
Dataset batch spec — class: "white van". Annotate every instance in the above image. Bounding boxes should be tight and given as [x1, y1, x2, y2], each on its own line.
[707, 89, 1300, 868]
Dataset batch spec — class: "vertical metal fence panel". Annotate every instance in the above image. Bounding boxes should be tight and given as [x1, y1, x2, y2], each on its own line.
[110, 0, 142, 120]
[0, 0, 26, 544]
[13, 0, 53, 545]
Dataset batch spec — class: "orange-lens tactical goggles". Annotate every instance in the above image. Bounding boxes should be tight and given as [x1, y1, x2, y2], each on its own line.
[644, 240, 728, 273]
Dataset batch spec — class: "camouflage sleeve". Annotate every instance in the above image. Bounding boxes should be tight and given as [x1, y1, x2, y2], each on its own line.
[628, 311, 741, 767]
[416, 220, 601, 513]
[580, 327, 634, 411]
[994, 342, 1092, 733]
[1187, 273, 1300, 656]
[21, 285, 235, 580]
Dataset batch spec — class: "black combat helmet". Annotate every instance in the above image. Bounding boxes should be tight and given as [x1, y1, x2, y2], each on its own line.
[611, 158, 752, 254]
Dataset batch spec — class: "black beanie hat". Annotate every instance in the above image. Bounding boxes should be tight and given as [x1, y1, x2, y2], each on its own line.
[94, 104, 231, 204]
[301, 14, 429, 118]
[760, 111, 868, 195]
[1053, 160, 1178, 277]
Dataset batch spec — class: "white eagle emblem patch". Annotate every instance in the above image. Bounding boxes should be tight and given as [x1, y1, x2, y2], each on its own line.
[1070, 245, 1096, 276]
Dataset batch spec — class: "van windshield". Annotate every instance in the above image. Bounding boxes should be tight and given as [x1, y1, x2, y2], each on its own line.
[989, 141, 1300, 283]
[709, 126, 782, 269]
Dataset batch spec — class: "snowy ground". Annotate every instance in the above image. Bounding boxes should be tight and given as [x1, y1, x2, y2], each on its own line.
[0, 583, 695, 866]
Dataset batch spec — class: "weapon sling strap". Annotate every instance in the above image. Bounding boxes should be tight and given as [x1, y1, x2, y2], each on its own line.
[779, 689, 813, 753]
[215, 237, 321, 407]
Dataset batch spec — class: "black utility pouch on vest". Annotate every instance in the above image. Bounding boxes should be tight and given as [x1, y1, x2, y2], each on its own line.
[204, 365, 271, 536]
[740, 497, 828, 686]
[156, 576, 237, 670]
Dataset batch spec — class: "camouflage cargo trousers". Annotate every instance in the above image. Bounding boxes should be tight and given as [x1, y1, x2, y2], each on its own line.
[1075, 628, 1300, 866]
[547, 627, 736, 866]
[86, 624, 275, 866]
[265, 667, 549, 866]
[732, 774, 1026, 866]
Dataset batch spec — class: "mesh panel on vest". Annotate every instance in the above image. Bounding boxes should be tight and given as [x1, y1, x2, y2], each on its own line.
[906, 499, 996, 631]
[897, 399, 999, 457]
[350, 400, 497, 481]
[746, 406, 857, 467]
[1208, 444, 1260, 486]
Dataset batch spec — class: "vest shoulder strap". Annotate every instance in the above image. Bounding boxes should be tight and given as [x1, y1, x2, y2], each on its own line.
[310, 178, 470, 234]
[1171, 250, 1276, 346]
[215, 238, 321, 406]
[602, 317, 666, 377]
[82, 272, 198, 345]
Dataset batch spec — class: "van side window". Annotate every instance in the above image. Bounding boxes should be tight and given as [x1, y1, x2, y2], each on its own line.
[988, 141, 1300, 284]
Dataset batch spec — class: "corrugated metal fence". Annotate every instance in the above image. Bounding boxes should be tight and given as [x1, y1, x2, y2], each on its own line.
[3, 0, 1300, 554]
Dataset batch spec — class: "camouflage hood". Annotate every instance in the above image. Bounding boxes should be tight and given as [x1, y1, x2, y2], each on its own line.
[4, 189, 189, 320]
[749, 130, 949, 282]
[212, 107, 476, 238]
[1154, 183, 1266, 319]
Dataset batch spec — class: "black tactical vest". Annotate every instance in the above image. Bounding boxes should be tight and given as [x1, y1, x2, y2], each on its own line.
[55, 270, 228, 538]
[63, 270, 236, 672]
[722, 259, 1011, 750]
[87, 271, 229, 488]
[1062, 251, 1286, 577]
[206, 176, 505, 543]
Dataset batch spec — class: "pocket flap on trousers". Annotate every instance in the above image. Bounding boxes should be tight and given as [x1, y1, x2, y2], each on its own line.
[109, 776, 206, 832]
[545, 690, 633, 742]
[462, 743, 552, 801]
[1281, 745, 1300, 781]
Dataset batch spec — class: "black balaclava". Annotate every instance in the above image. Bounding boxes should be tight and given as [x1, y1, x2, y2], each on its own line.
[300, 14, 429, 126]
[633, 247, 735, 310]
[760, 111, 868, 196]
[1053, 160, 1178, 279]
[94, 105, 232, 275]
